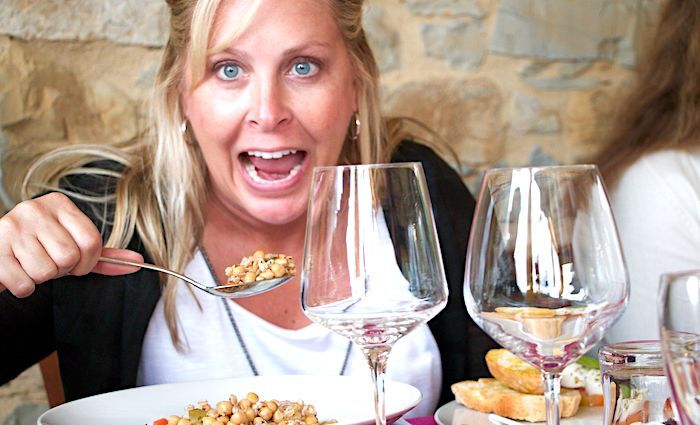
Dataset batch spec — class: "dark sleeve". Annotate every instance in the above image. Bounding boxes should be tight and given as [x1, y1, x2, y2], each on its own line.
[392, 141, 498, 407]
[0, 283, 55, 384]
[0, 166, 120, 385]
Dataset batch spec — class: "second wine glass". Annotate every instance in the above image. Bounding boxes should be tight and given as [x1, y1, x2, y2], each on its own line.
[301, 162, 448, 425]
[464, 165, 629, 425]
[659, 270, 700, 425]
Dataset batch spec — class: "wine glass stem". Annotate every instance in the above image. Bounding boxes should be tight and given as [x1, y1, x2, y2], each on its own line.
[542, 372, 562, 425]
[362, 346, 391, 425]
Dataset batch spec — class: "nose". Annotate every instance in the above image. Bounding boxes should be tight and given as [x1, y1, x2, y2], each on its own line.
[246, 77, 291, 131]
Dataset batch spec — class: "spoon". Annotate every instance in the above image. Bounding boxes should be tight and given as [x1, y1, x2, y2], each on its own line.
[98, 256, 293, 298]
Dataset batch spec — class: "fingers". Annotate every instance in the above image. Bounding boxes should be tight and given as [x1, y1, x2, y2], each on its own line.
[0, 253, 37, 298]
[11, 234, 61, 285]
[55, 202, 103, 276]
[0, 193, 100, 297]
[92, 247, 144, 275]
[0, 193, 148, 298]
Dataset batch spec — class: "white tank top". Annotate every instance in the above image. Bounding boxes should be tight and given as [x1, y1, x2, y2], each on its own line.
[137, 250, 442, 417]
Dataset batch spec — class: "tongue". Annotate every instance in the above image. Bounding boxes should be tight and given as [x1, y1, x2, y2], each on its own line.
[248, 152, 305, 178]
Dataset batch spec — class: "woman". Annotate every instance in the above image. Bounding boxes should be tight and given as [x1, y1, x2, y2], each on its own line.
[0, 0, 496, 416]
[595, 0, 700, 342]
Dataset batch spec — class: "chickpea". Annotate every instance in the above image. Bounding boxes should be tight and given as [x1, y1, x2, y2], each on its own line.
[159, 392, 329, 425]
[270, 263, 286, 278]
[260, 269, 275, 280]
[243, 272, 257, 284]
[258, 407, 273, 421]
[229, 411, 246, 424]
[245, 407, 256, 422]
[217, 401, 233, 416]
[252, 250, 265, 258]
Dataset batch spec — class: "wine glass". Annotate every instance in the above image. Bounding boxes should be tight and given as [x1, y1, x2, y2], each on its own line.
[464, 164, 629, 425]
[659, 270, 700, 425]
[301, 162, 448, 425]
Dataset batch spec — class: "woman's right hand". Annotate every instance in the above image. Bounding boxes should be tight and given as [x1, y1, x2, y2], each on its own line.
[0, 192, 143, 298]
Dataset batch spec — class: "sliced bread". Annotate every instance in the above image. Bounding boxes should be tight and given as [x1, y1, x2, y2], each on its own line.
[486, 349, 544, 394]
[451, 378, 581, 422]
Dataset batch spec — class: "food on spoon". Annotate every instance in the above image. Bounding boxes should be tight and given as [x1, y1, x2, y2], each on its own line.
[152, 391, 336, 425]
[485, 348, 604, 406]
[451, 378, 582, 422]
[224, 251, 296, 286]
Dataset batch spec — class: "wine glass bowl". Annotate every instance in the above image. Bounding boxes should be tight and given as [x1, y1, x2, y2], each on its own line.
[464, 165, 629, 424]
[659, 270, 700, 425]
[301, 162, 448, 425]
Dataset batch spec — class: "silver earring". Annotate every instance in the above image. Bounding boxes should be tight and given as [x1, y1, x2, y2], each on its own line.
[351, 113, 360, 142]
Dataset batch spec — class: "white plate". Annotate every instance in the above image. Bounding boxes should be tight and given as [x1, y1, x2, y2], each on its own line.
[38, 375, 421, 425]
[434, 401, 603, 425]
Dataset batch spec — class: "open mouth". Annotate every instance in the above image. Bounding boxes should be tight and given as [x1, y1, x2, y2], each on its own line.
[240, 149, 307, 184]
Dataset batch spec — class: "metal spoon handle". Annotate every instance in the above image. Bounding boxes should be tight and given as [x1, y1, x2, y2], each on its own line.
[98, 256, 208, 292]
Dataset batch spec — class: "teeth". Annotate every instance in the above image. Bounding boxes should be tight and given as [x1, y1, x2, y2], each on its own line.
[247, 149, 298, 160]
[244, 162, 302, 184]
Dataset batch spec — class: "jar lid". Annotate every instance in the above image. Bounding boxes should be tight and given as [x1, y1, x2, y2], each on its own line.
[598, 340, 664, 367]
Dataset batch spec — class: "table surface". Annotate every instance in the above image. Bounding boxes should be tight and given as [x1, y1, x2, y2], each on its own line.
[406, 417, 438, 425]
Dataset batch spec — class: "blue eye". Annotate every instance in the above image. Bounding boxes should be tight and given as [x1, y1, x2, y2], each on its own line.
[292, 61, 317, 76]
[218, 64, 240, 80]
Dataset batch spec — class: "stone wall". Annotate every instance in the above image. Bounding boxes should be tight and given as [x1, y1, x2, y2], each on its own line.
[0, 0, 662, 420]
[0, 0, 662, 211]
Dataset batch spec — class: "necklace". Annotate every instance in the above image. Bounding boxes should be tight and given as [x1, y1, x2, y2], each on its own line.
[199, 247, 353, 376]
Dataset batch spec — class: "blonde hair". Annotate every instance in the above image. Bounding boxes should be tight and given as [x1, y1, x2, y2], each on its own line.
[22, 0, 415, 348]
[595, 0, 700, 185]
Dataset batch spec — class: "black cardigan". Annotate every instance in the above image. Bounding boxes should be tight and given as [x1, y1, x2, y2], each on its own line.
[0, 141, 497, 407]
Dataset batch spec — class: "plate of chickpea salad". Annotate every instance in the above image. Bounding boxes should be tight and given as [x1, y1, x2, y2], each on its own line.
[37, 375, 422, 425]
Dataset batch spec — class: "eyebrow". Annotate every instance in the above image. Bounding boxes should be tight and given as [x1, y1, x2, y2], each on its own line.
[210, 41, 333, 60]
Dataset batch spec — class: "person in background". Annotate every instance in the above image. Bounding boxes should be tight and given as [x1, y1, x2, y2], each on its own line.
[0, 0, 496, 417]
[595, 0, 700, 342]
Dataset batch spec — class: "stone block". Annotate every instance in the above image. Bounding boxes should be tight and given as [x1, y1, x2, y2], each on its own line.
[364, 5, 401, 72]
[0, 38, 155, 201]
[0, 36, 34, 127]
[564, 88, 621, 157]
[0, 0, 168, 47]
[511, 92, 561, 135]
[403, 0, 491, 18]
[421, 20, 486, 71]
[489, 0, 658, 66]
[383, 78, 504, 165]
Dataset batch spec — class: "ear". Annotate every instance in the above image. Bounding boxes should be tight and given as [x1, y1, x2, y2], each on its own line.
[352, 77, 359, 111]
[179, 69, 193, 119]
[180, 95, 190, 120]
